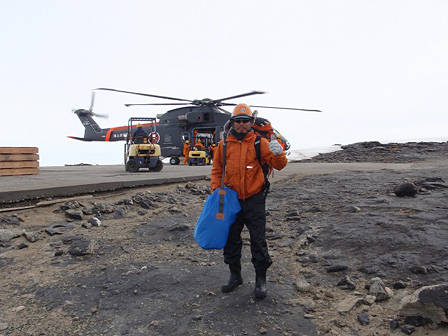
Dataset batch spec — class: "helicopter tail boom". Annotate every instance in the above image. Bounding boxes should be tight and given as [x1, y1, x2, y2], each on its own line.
[68, 109, 108, 141]
[69, 109, 159, 142]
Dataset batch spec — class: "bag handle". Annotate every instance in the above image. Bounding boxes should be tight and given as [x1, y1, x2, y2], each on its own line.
[216, 133, 228, 220]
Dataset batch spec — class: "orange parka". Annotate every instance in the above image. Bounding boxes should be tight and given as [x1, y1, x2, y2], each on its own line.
[211, 130, 287, 200]
[194, 142, 204, 151]
[183, 143, 190, 156]
[210, 145, 218, 158]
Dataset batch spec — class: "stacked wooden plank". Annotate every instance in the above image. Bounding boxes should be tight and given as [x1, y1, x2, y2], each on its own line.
[0, 147, 39, 176]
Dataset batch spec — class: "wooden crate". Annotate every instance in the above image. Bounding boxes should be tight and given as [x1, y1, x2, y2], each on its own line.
[0, 147, 39, 176]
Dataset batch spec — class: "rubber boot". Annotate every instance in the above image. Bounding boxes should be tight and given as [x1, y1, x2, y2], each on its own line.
[221, 262, 243, 293]
[254, 268, 267, 299]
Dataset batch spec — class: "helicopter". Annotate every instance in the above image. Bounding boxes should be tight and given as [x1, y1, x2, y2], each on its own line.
[69, 88, 321, 165]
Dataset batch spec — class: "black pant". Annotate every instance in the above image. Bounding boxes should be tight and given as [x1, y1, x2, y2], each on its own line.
[223, 192, 272, 271]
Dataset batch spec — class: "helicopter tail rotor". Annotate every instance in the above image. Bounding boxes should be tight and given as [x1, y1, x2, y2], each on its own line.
[91, 112, 108, 119]
[72, 108, 108, 119]
[89, 91, 95, 112]
[81, 91, 108, 118]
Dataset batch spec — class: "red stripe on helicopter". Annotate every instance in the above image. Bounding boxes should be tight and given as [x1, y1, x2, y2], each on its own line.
[105, 122, 158, 142]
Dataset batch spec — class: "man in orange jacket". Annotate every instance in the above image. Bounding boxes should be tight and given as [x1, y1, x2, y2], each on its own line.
[194, 139, 204, 151]
[211, 103, 287, 299]
[183, 140, 190, 165]
[210, 143, 217, 162]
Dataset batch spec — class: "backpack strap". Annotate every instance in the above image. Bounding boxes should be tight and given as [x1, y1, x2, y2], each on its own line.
[217, 135, 228, 220]
[254, 135, 262, 165]
[220, 137, 227, 190]
[255, 135, 271, 199]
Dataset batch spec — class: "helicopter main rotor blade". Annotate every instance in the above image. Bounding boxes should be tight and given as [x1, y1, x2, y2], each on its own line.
[124, 103, 190, 107]
[95, 88, 192, 103]
[215, 91, 265, 103]
[250, 105, 321, 112]
[125, 103, 190, 107]
[93, 88, 321, 112]
[220, 102, 321, 112]
[217, 107, 231, 114]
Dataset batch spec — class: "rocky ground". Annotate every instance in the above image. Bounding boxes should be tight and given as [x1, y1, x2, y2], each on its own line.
[1, 141, 448, 336]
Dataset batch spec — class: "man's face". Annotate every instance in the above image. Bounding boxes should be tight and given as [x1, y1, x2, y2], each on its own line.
[232, 118, 252, 134]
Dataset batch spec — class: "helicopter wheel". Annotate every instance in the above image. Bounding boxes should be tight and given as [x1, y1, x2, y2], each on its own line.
[126, 158, 139, 172]
[149, 159, 164, 172]
[169, 157, 180, 165]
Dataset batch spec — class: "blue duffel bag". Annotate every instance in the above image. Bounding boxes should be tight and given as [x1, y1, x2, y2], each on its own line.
[194, 187, 241, 250]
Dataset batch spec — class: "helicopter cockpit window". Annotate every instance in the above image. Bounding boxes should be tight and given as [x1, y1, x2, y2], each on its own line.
[164, 134, 172, 144]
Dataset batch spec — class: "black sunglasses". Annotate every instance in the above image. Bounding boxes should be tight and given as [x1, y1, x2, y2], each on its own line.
[233, 118, 251, 124]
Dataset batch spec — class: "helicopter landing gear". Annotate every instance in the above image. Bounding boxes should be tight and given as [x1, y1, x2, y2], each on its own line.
[169, 156, 180, 165]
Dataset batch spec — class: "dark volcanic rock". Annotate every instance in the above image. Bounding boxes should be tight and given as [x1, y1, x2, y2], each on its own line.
[63, 235, 93, 256]
[394, 281, 407, 289]
[414, 177, 448, 190]
[46, 222, 75, 236]
[327, 264, 349, 273]
[399, 284, 448, 327]
[65, 209, 83, 220]
[337, 276, 356, 290]
[0, 215, 22, 226]
[357, 311, 371, 326]
[394, 182, 418, 197]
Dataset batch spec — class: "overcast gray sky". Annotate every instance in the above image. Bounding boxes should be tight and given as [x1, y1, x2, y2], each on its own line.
[1, 1, 447, 166]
